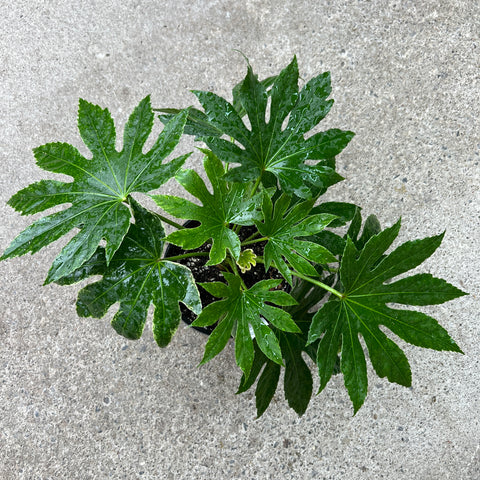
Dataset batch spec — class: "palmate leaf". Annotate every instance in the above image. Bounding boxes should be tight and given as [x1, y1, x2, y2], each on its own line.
[152, 150, 264, 266]
[156, 74, 278, 136]
[181, 57, 352, 198]
[191, 273, 300, 377]
[237, 279, 336, 417]
[238, 336, 313, 417]
[255, 193, 338, 284]
[57, 199, 201, 348]
[307, 219, 467, 413]
[305, 202, 361, 256]
[236, 341, 279, 417]
[1, 97, 189, 283]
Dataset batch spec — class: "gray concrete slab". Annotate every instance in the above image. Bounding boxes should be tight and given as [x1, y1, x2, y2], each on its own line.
[0, 1, 478, 479]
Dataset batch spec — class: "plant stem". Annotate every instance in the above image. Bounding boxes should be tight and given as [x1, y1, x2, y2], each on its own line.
[126, 195, 183, 229]
[250, 175, 262, 197]
[227, 254, 247, 289]
[291, 271, 344, 299]
[242, 236, 268, 246]
[163, 251, 209, 262]
[156, 214, 185, 230]
[243, 230, 261, 243]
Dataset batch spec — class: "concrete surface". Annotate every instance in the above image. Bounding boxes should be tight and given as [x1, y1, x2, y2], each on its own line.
[1, 1, 479, 479]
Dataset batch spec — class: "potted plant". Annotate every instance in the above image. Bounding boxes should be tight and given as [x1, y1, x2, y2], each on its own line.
[1, 56, 466, 417]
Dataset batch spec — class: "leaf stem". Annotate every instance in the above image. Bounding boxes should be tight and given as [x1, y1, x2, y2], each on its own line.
[250, 175, 262, 197]
[162, 251, 209, 262]
[291, 271, 344, 299]
[156, 214, 185, 230]
[242, 236, 268, 246]
[243, 230, 262, 243]
[227, 254, 247, 290]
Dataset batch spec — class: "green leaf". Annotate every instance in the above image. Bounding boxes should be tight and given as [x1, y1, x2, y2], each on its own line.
[310, 201, 359, 228]
[183, 57, 354, 198]
[255, 360, 281, 418]
[57, 199, 201, 348]
[236, 341, 268, 394]
[255, 194, 337, 284]
[303, 202, 360, 256]
[193, 273, 299, 377]
[158, 107, 224, 138]
[308, 219, 466, 413]
[157, 73, 277, 139]
[288, 278, 333, 317]
[233, 74, 277, 118]
[280, 331, 314, 416]
[306, 230, 346, 257]
[2, 97, 189, 283]
[152, 150, 264, 265]
[345, 207, 383, 250]
[237, 320, 315, 416]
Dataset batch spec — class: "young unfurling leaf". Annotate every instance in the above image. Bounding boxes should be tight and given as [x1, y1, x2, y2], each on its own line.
[236, 248, 257, 273]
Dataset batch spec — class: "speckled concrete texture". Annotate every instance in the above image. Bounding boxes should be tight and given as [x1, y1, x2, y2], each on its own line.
[0, 1, 478, 479]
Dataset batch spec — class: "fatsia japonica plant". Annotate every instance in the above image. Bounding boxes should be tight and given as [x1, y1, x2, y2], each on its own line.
[1, 56, 466, 417]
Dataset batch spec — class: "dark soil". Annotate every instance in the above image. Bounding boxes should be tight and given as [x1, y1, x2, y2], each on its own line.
[164, 221, 287, 335]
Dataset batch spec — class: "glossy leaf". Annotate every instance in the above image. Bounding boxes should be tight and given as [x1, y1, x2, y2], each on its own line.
[237, 341, 270, 395]
[308, 219, 467, 413]
[280, 331, 313, 416]
[192, 273, 299, 377]
[158, 107, 224, 138]
[255, 194, 337, 284]
[57, 199, 201, 348]
[347, 209, 383, 250]
[310, 201, 359, 228]
[152, 150, 264, 265]
[306, 202, 361, 255]
[2, 97, 189, 283]
[157, 75, 277, 135]
[255, 360, 281, 418]
[236, 309, 316, 417]
[306, 230, 346, 257]
[182, 57, 354, 198]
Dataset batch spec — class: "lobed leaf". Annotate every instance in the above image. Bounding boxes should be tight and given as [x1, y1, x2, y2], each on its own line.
[193, 274, 300, 377]
[57, 199, 201, 348]
[308, 218, 466, 413]
[255, 194, 337, 284]
[1, 97, 189, 283]
[153, 150, 264, 266]
[178, 57, 354, 198]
